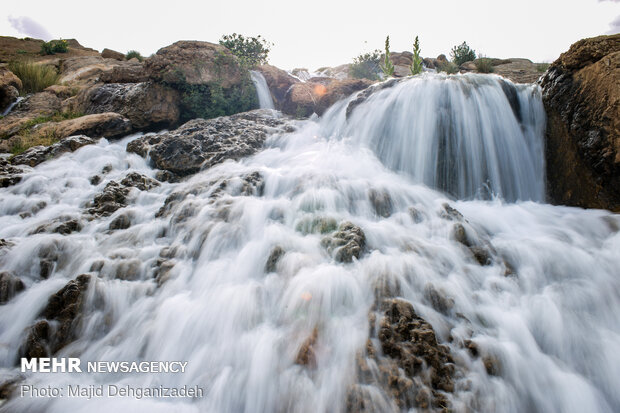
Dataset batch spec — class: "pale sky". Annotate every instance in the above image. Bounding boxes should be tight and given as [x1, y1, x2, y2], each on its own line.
[1, 0, 619, 70]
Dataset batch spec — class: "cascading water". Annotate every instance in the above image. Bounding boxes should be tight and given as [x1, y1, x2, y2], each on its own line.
[250, 71, 276, 110]
[0, 74, 619, 413]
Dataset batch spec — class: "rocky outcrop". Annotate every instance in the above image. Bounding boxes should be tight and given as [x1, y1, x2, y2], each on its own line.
[100, 61, 147, 83]
[11, 135, 96, 167]
[73, 82, 180, 130]
[282, 78, 373, 117]
[145, 40, 243, 88]
[20, 274, 91, 359]
[101, 48, 125, 61]
[321, 221, 366, 263]
[0, 92, 61, 138]
[0, 66, 22, 113]
[88, 172, 160, 216]
[0, 36, 99, 63]
[540, 34, 620, 211]
[127, 109, 291, 176]
[255, 64, 299, 109]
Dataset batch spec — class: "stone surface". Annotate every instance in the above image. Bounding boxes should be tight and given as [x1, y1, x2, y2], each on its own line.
[100, 61, 148, 83]
[145, 40, 243, 88]
[321, 221, 366, 263]
[540, 34, 620, 211]
[101, 48, 125, 61]
[0, 271, 25, 304]
[282, 78, 372, 117]
[0, 65, 22, 113]
[88, 172, 160, 217]
[127, 110, 291, 176]
[0, 92, 61, 139]
[0, 157, 23, 187]
[11, 135, 96, 167]
[74, 82, 180, 130]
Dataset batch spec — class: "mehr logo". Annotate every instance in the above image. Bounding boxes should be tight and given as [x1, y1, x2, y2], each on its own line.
[21, 358, 82, 373]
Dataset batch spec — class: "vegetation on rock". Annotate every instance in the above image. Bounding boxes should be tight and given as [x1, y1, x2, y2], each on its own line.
[125, 50, 144, 62]
[219, 33, 271, 68]
[350, 50, 382, 80]
[475, 56, 494, 73]
[7, 61, 59, 94]
[451, 41, 476, 65]
[40, 39, 68, 55]
[381, 36, 395, 77]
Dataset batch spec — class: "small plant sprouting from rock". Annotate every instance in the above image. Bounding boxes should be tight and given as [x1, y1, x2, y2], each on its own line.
[381, 36, 395, 77]
[437, 61, 459, 74]
[40, 39, 68, 55]
[475, 55, 494, 73]
[350, 50, 382, 81]
[125, 50, 144, 62]
[536, 63, 550, 73]
[219, 33, 272, 68]
[451, 41, 476, 66]
[410, 36, 423, 75]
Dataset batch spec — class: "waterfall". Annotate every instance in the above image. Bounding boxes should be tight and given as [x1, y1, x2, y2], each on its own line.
[321, 74, 546, 202]
[0, 74, 619, 413]
[250, 71, 276, 110]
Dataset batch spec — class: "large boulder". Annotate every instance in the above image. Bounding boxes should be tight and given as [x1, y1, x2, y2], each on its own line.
[255, 64, 299, 109]
[540, 34, 620, 211]
[101, 48, 125, 61]
[73, 82, 180, 130]
[145, 40, 243, 88]
[127, 110, 292, 176]
[281, 78, 373, 117]
[100, 61, 147, 83]
[0, 66, 22, 113]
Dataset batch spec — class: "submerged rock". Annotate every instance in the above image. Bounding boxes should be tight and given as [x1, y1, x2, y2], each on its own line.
[88, 172, 159, 217]
[321, 221, 366, 263]
[0, 157, 23, 187]
[0, 271, 25, 304]
[541, 33, 620, 211]
[127, 110, 291, 176]
[265, 245, 285, 273]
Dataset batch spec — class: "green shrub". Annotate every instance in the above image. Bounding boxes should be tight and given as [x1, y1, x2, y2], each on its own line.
[219, 33, 272, 68]
[40, 39, 68, 55]
[125, 50, 144, 62]
[451, 41, 476, 66]
[436, 61, 459, 74]
[410, 36, 423, 75]
[475, 56, 494, 73]
[536, 63, 550, 73]
[350, 50, 382, 80]
[381, 36, 395, 77]
[8, 61, 59, 94]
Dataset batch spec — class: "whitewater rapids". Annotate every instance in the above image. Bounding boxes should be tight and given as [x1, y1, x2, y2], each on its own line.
[0, 73, 619, 413]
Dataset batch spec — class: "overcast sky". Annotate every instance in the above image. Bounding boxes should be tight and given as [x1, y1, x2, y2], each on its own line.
[2, 0, 619, 70]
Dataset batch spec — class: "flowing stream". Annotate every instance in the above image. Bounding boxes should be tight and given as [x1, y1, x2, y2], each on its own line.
[250, 71, 276, 110]
[0, 73, 619, 413]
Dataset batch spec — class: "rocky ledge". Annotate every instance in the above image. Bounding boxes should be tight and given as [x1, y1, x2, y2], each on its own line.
[540, 33, 620, 211]
[127, 109, 293, 176]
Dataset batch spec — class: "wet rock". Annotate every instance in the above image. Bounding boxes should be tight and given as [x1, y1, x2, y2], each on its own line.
[368, 189, 393, 218]
[345, 78, 402, 119]
[540, 33, 620, 211]
[408, 207, 423, 223]
[11, 135, 96, 168]
[440, 203, 464, 221]
[0, 65, 22, 113]
[424, 284, 454, 315]
[53, 219, 82, 235]
[295, 327, 318, 369]
[109, 212, 132, 230]
[240, 171, 264, 196]
[154, 259, 175, 286]
[114, 259, 141, 281]
[295, 216, 338, 235]
[255, 64, 299, 109]
[0, 157, 23, 187]
[73, 82, 180, 130]
[452, 223, 493, 266]
[321, 221, 366, 263]
[127, 110, 290, 176]
[20, 274, 91, 359]
[0, 92, 61, 139]
[89, 175, 101, 185]
[0, 271, 25, 304]
[265, 246, 285, 273]
[88, 172, 159, 217]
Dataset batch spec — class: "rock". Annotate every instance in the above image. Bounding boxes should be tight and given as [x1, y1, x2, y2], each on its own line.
[321, 221, 366, 263]
[316, 64, 352, 80]
[56, 56, 125, 84]
[389, 52, 413, 67]
[265, 246, 285, 273]
[0, 271, 25, 304]
[0, 37, 99, 64]
[0, 157, 23, 187]
[540, 34, 620, 211]
[88, 172, 159, 216]
[109, 212, 132, 230]
[282, 78, 373, 117]
[145, 40, 243, 88]
[100, 61, 147, 83]
[459, 61, 477, 71]
[127, 109, 290, 176]
[0, 65, 22, 113]
[101, 48, 125, 61]
[8, 113, 131, 156]
[11, 135, 96, 167]
[368, 188, 393, 218]
[33, 217, 83, 235]
[0, 92, 61, 139]
[74, 82, 180, 130]
[295, 327, 318, 368]
[255, 64, 299, 109]
[423, 58, 436, 69]
[492, 58, 542, 83]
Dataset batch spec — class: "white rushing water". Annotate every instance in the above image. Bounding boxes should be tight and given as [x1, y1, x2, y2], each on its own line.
[0, 74, 619, 413]
[250, 71, 276, 110]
